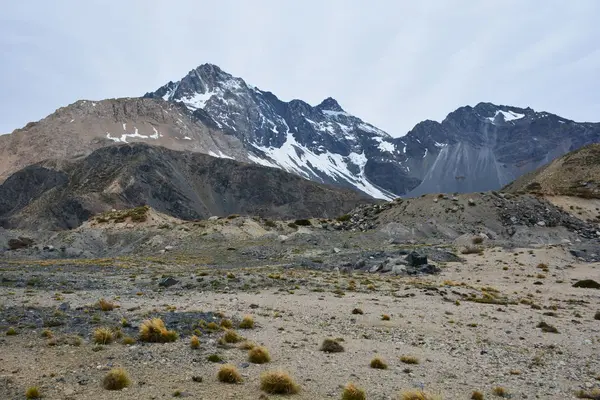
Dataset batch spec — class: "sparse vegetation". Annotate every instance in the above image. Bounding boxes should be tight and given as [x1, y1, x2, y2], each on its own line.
[93, 327, 114, 344]
[96, 298, 116, 311]
[221, 329, 243, 344]
[462, 246, 484, 255]
[207, 354, 223, 363]
[472, 236, 484, 244]
[220, 319, 233, 328]
[103, 368, 131, 390]
[260, 370, 300, 394]
[471, 391, 484, 400]
[217, 364, 242, 384]
[122, 336, 136, 345]
[248, 346, 271, 364]
[370, 356, 388, 369]
[239, 315, 255, 329]
[95, 205, 150, 224]
[139, 318, 178, 342]
[576, 388, 600, 399]
[320, 338, 344, 353]
[492, 386, 509, 397]
[190, 335, 200, 349]
[25, 387, 41, 399]
[341, 382, 366, 400]
[381, 314, 391, 320]
[400, 355, 420, 364]
[400, 390, 441, 400]
[337, 214, 351, 222]
[6, 327, 17, 336]
[294, 219, 311, 226]
[537, 321, 559, 333]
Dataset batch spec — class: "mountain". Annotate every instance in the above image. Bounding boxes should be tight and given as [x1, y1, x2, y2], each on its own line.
[144, 64, 600, 197]
[504, 143, 600, 198]
[0, 97, 251, 183]
[1, 62, 599, 199]
[0, 143, 371, 230]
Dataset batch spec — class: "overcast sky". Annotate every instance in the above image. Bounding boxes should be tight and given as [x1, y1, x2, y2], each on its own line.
[1, 1, 599, 136]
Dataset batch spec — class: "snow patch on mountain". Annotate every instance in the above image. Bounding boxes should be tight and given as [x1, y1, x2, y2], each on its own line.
[208, 150, 234, 159]
[487, 110, 525, 123]
[373, 137, 395, 153]
[248, 132, 393, 200]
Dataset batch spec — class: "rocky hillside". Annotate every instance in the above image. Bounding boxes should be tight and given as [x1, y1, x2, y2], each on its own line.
[0, 97, 248, 183]
[0, 143, 371, 230]
[504, 143, 600, 198]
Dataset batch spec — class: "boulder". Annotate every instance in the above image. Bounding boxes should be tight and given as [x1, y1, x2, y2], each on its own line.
[8, 237, 34, 250]
[159, 277, 179, 288]
[406, 251, 427, 267]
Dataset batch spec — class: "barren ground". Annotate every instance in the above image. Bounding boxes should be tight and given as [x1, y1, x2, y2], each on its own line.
[1, 242, 599, 399]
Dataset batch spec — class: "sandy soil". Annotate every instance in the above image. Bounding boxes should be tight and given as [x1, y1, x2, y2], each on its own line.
[1, 244, 599, 400]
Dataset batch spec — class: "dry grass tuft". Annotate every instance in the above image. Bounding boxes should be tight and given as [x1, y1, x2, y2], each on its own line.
[139, 318, 178, 342]
[492, 386, 509, 397]
[239, 315, 255, 329]
[221, 329, 243, 344]
[400, 355, 420, 364]
[381, 314, 391, 321]
[248, 346, 271, 364]
[206, 321, 220, 331]
[471, 391, 484, 400]
[341, 382, 366, 400]
[103, 368, 131, 390]
[121, 336, 136, 345]
[320, 338, 344, 353]
[25, 387, 41, 399]
[97, 298, 117, 311]
[576, 388, 600, 399]
[220, 319, 233, 329]
[370, 357, 388, 369]
[93, 327, 114, 345]
[400, 390, 441, 400]
[190, 335, 200, 349]
[239, 341, 256, 350]
[217, 364, 242, 384]
[260, 370, 300, 394]
[537, 321, 559, 333]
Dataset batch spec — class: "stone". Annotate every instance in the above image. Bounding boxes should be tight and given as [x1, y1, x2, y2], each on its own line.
[208, 216, 219, 221]
[164, 245, 174, 251]
[406, 251, 427, 267]
[159, 277, 179, 288]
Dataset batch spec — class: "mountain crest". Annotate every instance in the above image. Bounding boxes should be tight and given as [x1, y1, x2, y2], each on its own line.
[316, 97, 344, 112]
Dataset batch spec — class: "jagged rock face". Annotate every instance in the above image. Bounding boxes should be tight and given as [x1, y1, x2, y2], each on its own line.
[145, 64, 408, 199]
[146, 65, 600, 198]
[404, 104, 600, 196]
[0, 143, 371, 230]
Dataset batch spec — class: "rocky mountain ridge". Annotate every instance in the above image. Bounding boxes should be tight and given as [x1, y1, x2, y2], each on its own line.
[0, 143, 370, 230]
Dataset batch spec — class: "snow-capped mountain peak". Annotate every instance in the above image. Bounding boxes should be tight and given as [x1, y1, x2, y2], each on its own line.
[145, 64, 401, 199]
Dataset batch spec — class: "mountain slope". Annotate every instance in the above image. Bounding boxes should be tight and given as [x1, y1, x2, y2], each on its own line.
[0, 97, 247, 183]
[504, 143, 600, 198]
[0, 143, 371, 230]
[145, 64, 600, 197]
